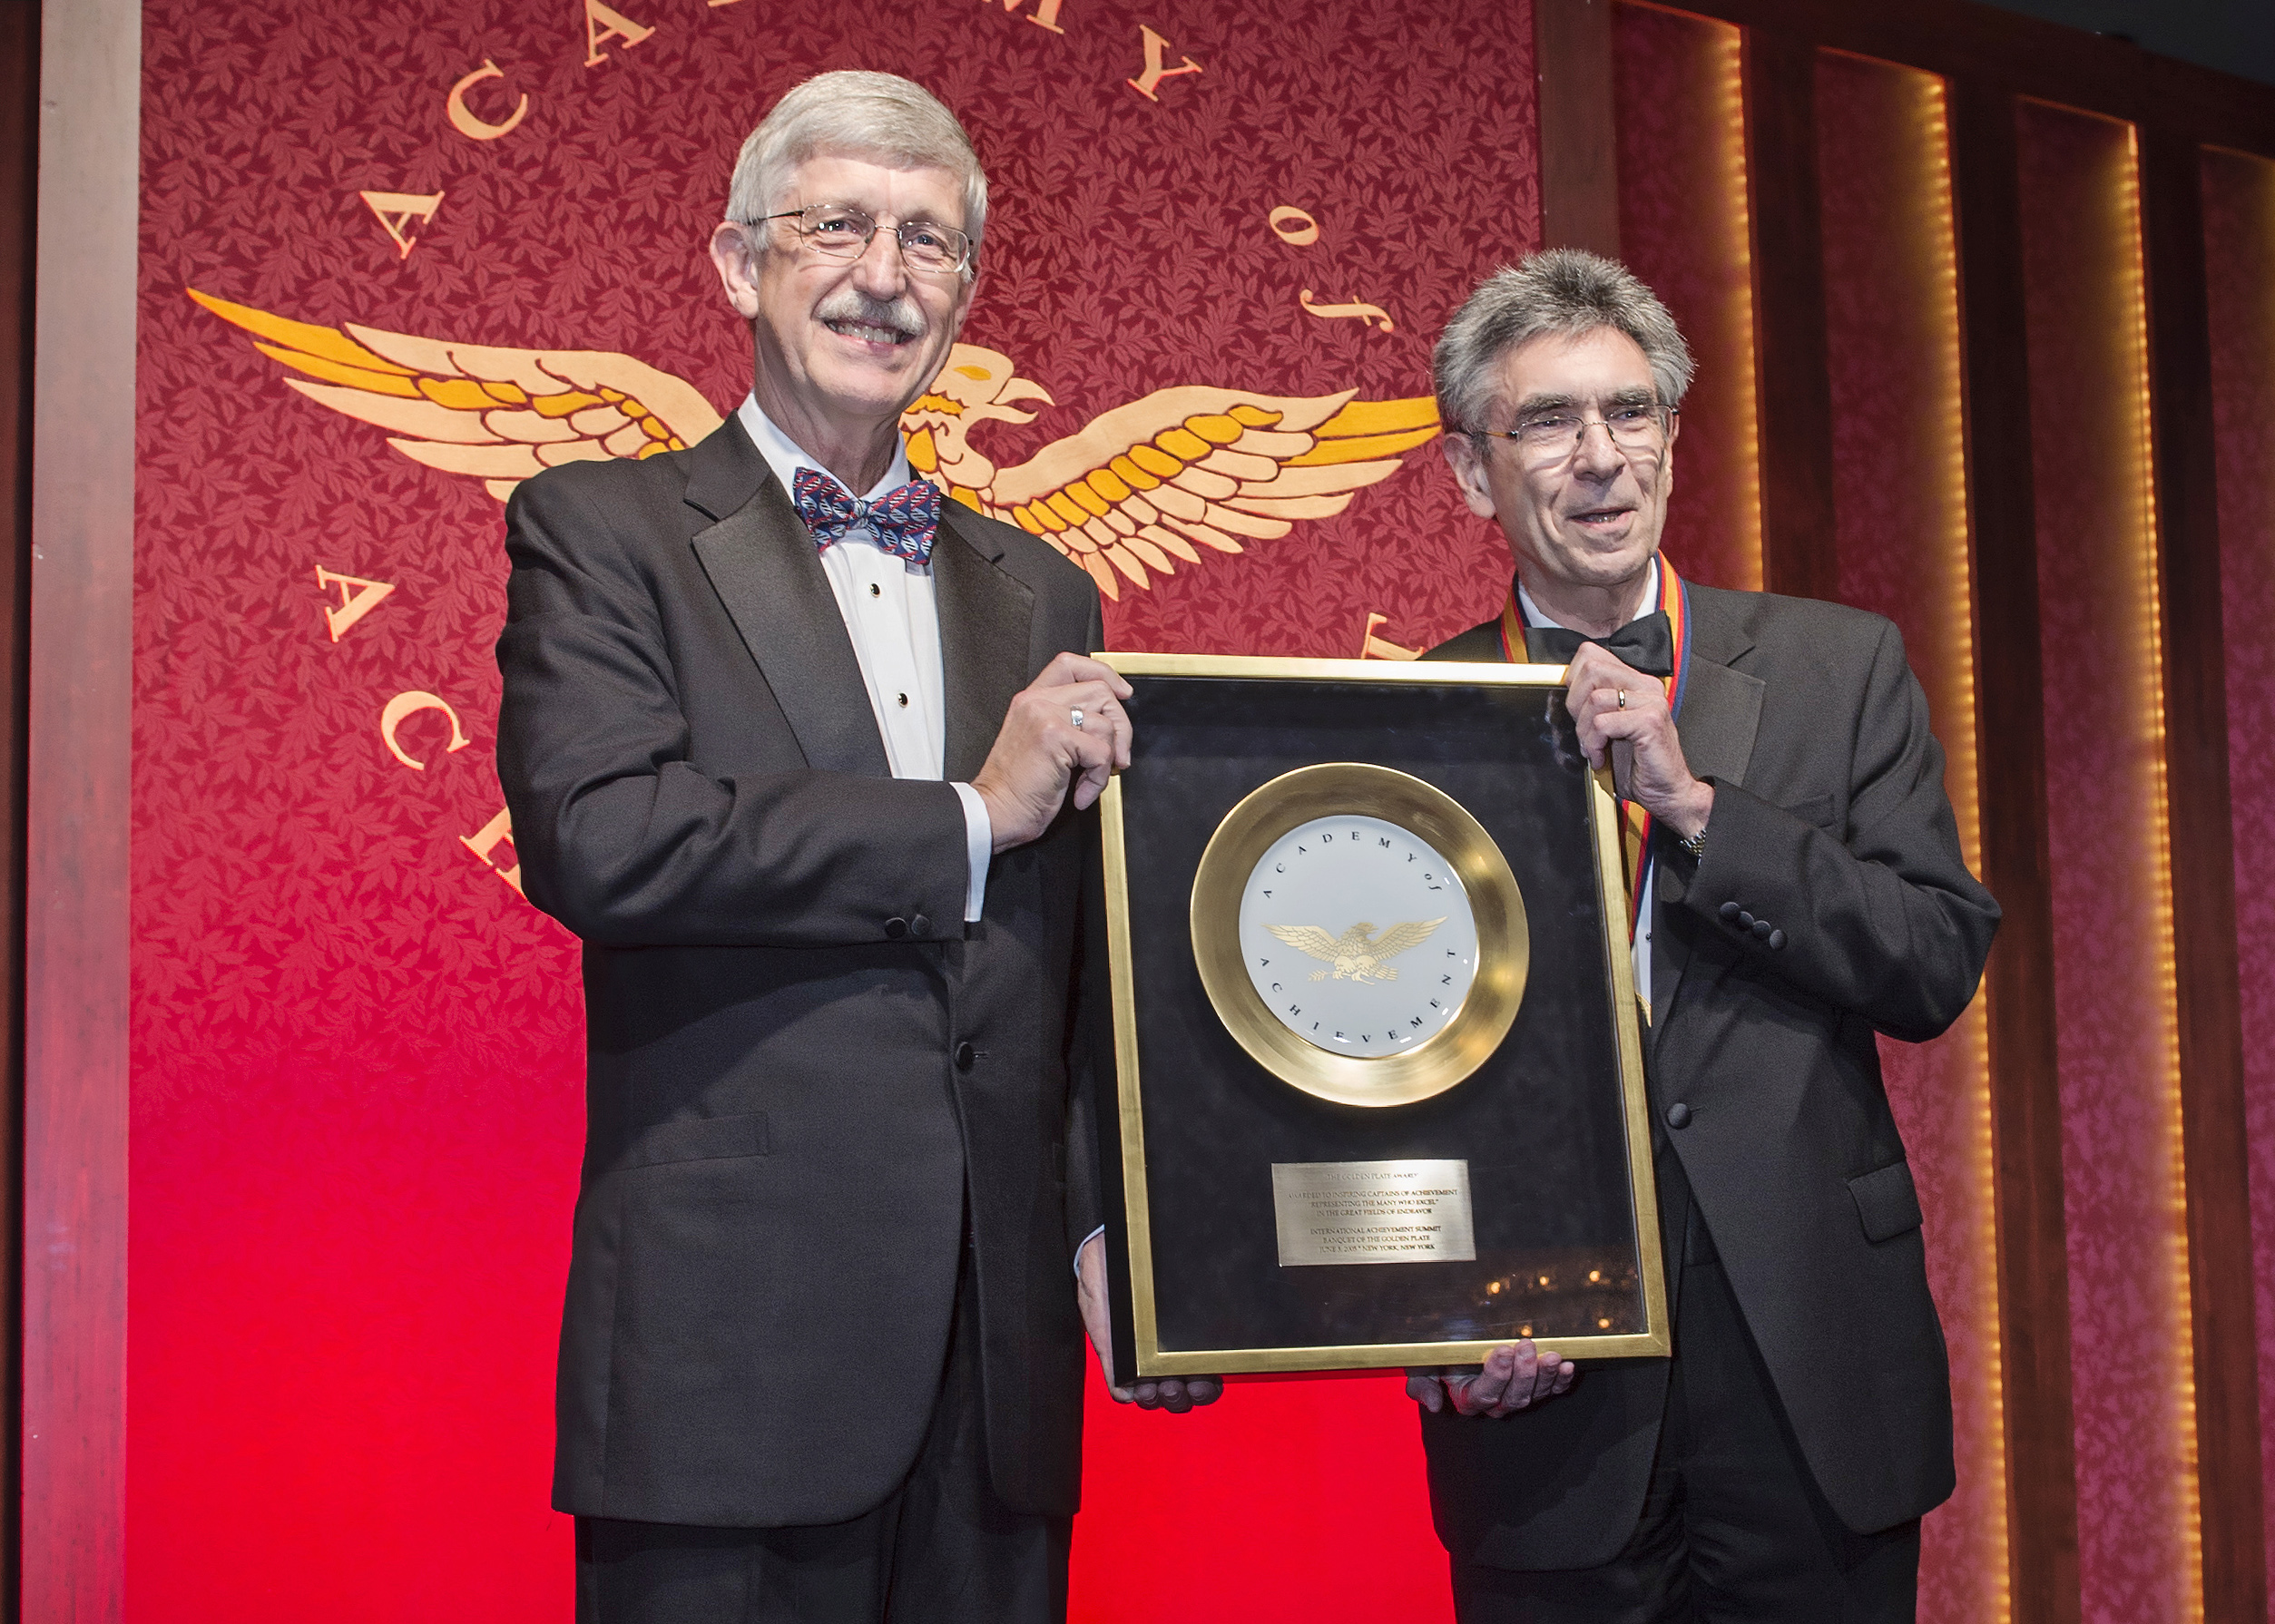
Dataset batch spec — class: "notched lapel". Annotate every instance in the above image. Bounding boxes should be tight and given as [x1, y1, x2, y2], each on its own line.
[687, 449, 891, 778]
[933, 505, 1035, 782]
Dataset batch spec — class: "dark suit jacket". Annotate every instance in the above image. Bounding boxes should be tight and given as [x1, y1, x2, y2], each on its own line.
[495, 415, 1106, 1528]
[1417, 579, 1998, 1570]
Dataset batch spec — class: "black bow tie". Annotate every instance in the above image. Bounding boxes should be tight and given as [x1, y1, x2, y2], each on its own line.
[1525, 611, 1674, 678]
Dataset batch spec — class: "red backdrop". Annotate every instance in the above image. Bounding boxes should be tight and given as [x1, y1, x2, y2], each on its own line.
[130, 0, 1542, 1616]
[101, 0, 2275, 1617]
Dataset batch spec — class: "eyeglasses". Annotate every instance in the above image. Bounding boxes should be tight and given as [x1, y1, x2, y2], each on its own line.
[757, 203, 976, 277]
[1469, 402, 1677, 465]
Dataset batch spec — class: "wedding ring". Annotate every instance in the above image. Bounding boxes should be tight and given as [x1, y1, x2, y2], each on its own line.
[1070, 707, 1086, 730]
[1616, 690, 1628, 709]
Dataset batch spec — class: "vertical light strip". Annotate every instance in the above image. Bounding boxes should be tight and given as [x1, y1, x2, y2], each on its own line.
[1714, 24, 1765, 591]
[1918, 71, 2011, 1624]
[1920, 76, 1983, 877]
[2116, 121, 2207, 1624]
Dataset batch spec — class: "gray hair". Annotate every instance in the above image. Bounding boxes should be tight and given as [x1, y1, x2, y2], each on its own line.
[1433, 249, 1694, 434]
[725, 71, 987, 267]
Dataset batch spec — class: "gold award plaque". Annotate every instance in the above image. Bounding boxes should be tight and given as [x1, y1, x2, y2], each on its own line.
[1191, 763, 1529, 1107]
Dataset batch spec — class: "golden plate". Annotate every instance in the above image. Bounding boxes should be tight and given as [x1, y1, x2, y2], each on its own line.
[1190, 762, 1529, 1107]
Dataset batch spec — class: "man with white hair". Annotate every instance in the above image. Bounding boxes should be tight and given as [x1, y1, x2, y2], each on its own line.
[495, 70, 1210, 1624]
[1412, 250, 1998, 1620]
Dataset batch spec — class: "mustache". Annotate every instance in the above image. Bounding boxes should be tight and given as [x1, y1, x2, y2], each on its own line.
[814, 289, 926, 340]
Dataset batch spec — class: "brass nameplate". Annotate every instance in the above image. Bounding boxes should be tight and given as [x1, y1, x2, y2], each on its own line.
[1270, 1159, 1477, 1267]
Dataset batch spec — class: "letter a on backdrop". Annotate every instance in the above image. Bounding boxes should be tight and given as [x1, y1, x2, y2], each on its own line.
[583, 0, 655, 65]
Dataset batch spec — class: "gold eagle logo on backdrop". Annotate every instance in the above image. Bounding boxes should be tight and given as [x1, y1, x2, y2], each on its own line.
[190, 289, 1440, 601]
[1267, 918, 1446, 983]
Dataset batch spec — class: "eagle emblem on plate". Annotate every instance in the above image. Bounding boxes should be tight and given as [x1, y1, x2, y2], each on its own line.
[1266, 918, 1446, 984]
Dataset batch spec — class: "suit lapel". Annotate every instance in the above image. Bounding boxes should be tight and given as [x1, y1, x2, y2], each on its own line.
[932, 503, 1035, 782]
[684, 418, 892, 778]
[1654, 589, 1763, 1024]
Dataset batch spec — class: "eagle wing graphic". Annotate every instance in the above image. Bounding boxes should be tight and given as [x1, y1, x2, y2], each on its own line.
[188, 289, 724, 502]
[1265, 924, 1350, 963]
[190, 292, 1441, 589]
[1364, 918, 1446, 964]
[914, 375, 1440, 602]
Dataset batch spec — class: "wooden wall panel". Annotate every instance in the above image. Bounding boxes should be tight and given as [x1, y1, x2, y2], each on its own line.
[1628, 0, 2275, 160]
[1741, 26, 1837, 602]
[1949, 72, 2082, 1624]
[2140, 124, 2268, 1624]
[24, 0, 138, 1618]
[0, 1, 36, 1609]
[1612, 1, 1762, 593]
[1535, 0, 1622, 257]
[2016, 97, 2197, 1624]
[2201, 142, 2275, 1624]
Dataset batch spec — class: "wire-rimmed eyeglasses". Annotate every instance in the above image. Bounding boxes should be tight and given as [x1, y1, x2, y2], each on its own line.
[1467, 401, 1678, 465]
[756, 202, 976, 278]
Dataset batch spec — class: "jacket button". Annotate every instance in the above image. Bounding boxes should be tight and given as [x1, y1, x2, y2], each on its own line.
[955, 1042, 976, 1071]
[911, 913, 932, 936]
[1665, 1101, 1692, 1129]
[1769, 928, 1787, 950]
[1719, 901, 1741, 922]
[1751, 918, 1771, 940]
[1737, 910, 1755, 930]
[885, 916, 908, 939]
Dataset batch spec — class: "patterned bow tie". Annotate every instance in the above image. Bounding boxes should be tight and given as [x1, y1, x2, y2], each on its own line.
[791, 466, 942, 565]
[1525, 611, 1675, 678]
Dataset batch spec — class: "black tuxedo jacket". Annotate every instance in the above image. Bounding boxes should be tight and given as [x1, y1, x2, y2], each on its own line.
[495, 415, 1105, 1528]
[1417, 580, 1998, 1570]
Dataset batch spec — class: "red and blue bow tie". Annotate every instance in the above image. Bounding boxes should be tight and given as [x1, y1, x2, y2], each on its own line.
[791, 466, 943, 565]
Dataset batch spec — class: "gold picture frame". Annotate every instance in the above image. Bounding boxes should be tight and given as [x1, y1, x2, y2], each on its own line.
[1096, 652, 1668, 1378]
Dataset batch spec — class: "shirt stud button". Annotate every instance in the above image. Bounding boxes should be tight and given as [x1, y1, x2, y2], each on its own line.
[897, 692, 909, 708]
[869, 582, 881, 598]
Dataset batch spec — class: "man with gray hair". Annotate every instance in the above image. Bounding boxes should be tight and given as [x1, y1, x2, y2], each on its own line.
[1412, 249, 1998, 1619]
[495, 70, 1209, 1624]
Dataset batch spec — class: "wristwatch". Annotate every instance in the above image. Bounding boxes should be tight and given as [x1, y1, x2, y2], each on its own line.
[1677, 824, 1707, 863]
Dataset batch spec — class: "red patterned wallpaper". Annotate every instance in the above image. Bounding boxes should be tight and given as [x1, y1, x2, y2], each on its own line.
[2203, 142, 2275, 1605]
[1814, 52, 2001, 1624]
[2017, 99, 2199, 1624]
[129, 0, 1542, 1617]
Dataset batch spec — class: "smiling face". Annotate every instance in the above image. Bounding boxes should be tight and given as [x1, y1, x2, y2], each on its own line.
[1442, 326, 1679, 623]
[712, 152, 976, 469]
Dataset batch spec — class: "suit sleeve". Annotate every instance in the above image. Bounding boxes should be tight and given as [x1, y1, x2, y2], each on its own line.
[495, 468, 971, 949]
[1675, 618, 1999, 1042]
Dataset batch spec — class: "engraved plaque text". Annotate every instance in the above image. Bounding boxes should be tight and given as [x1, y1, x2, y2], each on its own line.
[1270, 1159, 1477, 1267]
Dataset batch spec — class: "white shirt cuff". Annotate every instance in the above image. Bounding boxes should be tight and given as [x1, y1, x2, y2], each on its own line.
[950, 781, 992, 922]
[1077, 1224, 1104, 1277]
